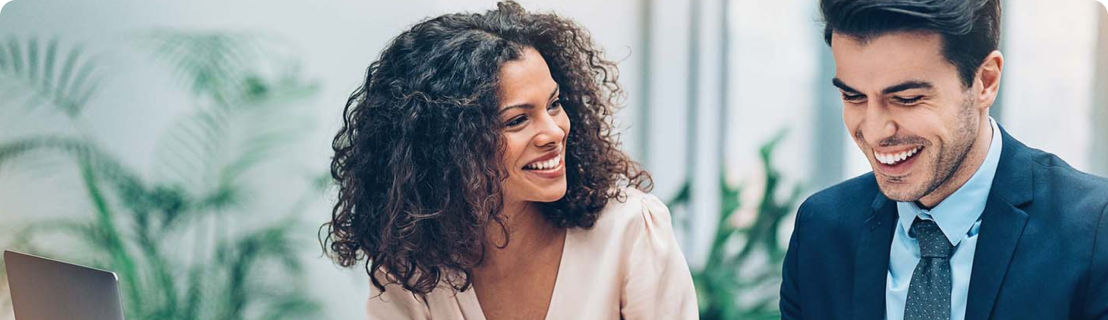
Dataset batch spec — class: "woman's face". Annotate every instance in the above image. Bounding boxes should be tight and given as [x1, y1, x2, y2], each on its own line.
[497, 47, 571, 206]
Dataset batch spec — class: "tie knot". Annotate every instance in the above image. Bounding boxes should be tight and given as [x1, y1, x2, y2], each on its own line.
[910, 218, 954, 258]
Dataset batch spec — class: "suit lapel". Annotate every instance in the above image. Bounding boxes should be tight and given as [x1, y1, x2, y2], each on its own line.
[965, 126, 1034, 320]
[964, 194, 1029, 320]
[852, 193, 898, 319]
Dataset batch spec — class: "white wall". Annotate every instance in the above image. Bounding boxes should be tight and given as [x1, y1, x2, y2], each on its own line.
[1001, 0, 1101, 172]
[1094, 4, 1108, 176]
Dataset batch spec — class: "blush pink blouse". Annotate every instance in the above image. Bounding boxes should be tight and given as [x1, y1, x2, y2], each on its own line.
[364, 188, 699, 319]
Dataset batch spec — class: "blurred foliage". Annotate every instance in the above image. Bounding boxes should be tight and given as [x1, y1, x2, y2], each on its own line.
[669, 130, 804, 320]
[0, 37, 100, 116]
[0, 32, 323, 320]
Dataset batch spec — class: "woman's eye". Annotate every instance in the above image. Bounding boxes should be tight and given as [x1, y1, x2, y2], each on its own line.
[548, 100, 563, 112]
[892, 96, 923, 105]
[505, 115, 527, 127]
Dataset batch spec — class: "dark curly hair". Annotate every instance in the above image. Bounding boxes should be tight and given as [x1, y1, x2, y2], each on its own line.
[323, 1, 652, 295]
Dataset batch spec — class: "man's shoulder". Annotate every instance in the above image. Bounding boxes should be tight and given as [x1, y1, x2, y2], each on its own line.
[1030, 148, 1108, 188]
[802, 172, 882, 211]
[1027, 148, 1108, 212]
[1001, 130, 1108, 211]
[795, 172, 883, 226]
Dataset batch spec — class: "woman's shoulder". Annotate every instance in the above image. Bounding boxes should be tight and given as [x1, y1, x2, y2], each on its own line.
[596, 187, 672, 222]
[366, 269, 430, 319]
[366, 268, 480, 319]
[589, 188, 699, 319]
[586, 187, 676, 242]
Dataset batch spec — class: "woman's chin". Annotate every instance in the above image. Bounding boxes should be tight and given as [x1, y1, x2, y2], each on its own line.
[527, 187, 568, 203]
[540, 192, 568, 203]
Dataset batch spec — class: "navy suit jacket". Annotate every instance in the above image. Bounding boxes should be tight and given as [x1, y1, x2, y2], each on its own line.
[781, 128, 1108, 320]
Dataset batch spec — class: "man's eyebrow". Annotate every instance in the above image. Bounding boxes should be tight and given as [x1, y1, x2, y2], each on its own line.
[832, 78, 935, 96]
[881, 80, 934, 95]
[832, 78, 860, 94]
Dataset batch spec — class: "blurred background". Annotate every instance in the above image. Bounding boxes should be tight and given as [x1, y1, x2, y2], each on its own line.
[0, 0, 1105, 319]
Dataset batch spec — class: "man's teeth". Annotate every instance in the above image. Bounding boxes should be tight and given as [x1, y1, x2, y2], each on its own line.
[875, 146, 922, 165]
[525, 156, 561, 170]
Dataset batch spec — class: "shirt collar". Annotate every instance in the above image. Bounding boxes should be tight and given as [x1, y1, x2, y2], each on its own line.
[896, 117, 1003, 246]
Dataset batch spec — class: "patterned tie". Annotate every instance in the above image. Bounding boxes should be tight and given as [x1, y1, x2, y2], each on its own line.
[903, 217, 955, 320]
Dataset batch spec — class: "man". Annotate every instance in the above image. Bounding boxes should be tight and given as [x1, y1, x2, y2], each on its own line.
[781, 0, 1108, 319]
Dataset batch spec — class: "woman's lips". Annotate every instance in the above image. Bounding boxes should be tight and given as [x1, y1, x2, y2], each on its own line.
[523, 151, 565, 179]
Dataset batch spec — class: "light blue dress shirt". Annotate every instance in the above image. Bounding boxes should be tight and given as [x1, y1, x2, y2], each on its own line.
[885, 118, 1002, 320]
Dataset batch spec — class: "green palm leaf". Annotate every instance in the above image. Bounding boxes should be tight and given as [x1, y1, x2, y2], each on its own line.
[690, 130, 804, 320]
[0, 135, 149, 306]
[144, 31, 319, 202]
[0, 36, 101, 117]
[140, 31, 262, 105]
[2, 31, 323, 320]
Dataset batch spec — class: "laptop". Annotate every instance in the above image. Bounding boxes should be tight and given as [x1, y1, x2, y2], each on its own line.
[3, 250, 125, 320]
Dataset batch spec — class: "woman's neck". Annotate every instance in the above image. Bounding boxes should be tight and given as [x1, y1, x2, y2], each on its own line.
[479, 200, 563, 271]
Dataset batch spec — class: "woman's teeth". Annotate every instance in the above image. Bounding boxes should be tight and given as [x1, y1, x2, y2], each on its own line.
[875, 146, 922, 165]
[525, 156, 561, 170]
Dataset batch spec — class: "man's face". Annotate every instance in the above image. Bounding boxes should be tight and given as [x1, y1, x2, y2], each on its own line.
[831, 31, 983, 203]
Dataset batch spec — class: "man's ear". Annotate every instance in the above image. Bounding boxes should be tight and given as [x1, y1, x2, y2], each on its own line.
[975, 50, 1004, 111]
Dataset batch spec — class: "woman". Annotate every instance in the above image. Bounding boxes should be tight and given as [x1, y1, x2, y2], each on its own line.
[323, 2, 697, 319]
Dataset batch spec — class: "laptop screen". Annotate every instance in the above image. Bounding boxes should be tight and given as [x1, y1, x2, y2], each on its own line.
[3, 251, 125, 320]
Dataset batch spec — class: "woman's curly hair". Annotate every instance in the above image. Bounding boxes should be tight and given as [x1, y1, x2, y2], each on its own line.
[323, 1, 652, 295]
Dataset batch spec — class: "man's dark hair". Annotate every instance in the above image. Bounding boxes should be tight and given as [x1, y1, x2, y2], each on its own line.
[821, 0, 1001, 87]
